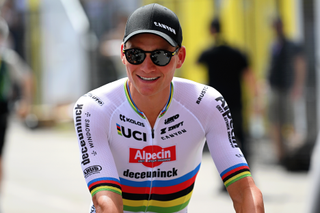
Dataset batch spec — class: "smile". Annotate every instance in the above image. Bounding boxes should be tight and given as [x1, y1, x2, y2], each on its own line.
[138, 76, 159, 81]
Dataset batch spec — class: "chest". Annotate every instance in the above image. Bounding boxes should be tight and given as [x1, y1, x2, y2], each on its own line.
[108, 103, 206, 176]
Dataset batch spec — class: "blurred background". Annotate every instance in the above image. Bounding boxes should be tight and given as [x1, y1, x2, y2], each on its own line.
[0, 0, 319, 212]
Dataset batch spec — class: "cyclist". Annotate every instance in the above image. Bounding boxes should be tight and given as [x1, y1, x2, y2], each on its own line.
[74, 3, 264, 213]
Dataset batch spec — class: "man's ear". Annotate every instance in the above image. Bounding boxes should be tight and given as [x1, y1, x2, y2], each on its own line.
[120, 43, 126, 65]
[176, 46, 186, 69]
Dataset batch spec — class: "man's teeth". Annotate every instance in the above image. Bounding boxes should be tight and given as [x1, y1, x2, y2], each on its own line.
[140, 76, 158, 81]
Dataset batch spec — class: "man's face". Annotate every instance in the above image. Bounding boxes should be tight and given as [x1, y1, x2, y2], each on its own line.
[121, 33, 185, 98]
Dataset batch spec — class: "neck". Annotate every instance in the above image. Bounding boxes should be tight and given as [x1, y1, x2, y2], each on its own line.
[127, 80, 171, 127]
[214, 36, 225, 46]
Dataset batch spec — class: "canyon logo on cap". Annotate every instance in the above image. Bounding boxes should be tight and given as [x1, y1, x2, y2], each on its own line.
[123, 3, 183, 47]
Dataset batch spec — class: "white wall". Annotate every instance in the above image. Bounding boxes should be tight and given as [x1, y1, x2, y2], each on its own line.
[40, 0, 90, 105]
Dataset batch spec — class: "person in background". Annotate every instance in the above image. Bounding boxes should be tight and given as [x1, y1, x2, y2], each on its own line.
[266, 17, 306, 165]
[0, 17, 33, 189]
[197, 18, 259, 162]
[0, 0, 27, 60]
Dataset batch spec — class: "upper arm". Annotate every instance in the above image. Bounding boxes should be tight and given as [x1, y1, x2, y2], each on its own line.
[197, 50, 208, 65]
[6, 50, 32, 82]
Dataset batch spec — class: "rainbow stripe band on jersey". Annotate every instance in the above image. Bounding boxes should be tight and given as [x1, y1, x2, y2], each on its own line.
[124, 80, 173, 119]
[120, 163, 200, 212]
[159, 82, 173, 118]
[220, 163, 251, 188]
[88, 177, 122, 197]
[124, 81, 145, 118]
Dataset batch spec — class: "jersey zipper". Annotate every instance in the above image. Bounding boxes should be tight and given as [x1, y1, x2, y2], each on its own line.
[145, 119, 156, 212]
[146, 129, 154, 212]
[143, 115, 160, 212]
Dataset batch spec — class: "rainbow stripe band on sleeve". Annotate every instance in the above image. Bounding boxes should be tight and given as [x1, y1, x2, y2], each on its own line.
[220, 163, 251, 188]
[88, 177, 122, 197]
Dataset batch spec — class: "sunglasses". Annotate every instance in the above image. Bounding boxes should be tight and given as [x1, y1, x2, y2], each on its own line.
[123, 47, 179, 66]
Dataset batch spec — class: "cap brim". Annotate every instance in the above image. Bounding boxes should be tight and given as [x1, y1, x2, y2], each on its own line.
[123, 30, 178, 47]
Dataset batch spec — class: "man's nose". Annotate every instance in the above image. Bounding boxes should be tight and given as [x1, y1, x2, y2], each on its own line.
[140, 53, 156, 72]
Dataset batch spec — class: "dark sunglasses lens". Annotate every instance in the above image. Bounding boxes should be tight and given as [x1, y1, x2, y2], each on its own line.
[151, 50, 171, 66]
[126, 49, 145, 64]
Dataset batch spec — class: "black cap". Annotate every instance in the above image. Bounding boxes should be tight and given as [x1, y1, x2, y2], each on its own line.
[123, 3, 183, 47]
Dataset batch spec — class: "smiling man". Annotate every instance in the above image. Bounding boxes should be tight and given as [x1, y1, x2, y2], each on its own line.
[73, 3, 264, 213]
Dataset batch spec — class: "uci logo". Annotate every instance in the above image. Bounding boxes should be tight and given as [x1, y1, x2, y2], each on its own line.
[117, 124, 147, 142]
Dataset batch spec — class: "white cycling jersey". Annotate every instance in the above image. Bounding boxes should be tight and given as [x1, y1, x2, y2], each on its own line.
[73, 77, 251, 213]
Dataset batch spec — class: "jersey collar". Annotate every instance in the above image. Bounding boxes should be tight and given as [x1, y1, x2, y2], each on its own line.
[124, 79, 173, 119]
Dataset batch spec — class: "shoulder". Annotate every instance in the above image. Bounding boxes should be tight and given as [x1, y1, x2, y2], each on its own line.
[74, 78, 127, 114]
[284, 39, 300, 49]
[2, 49, 28, 69]
[172, 77, 223, 108]
[198, 47, 214, 63]
[222, 45, 247, 57]
[2, 48, 18, 62]
[287, 40, 303, 54]
[0, 48, 32, 80]
[171, 77, 230, 131]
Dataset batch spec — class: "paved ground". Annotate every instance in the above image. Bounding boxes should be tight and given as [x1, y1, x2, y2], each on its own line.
[0, 118, 311, 213]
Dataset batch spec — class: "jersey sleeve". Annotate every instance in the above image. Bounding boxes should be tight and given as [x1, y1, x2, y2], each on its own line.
[203, 88, 251, 188]
[73, 96, 122, 197]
